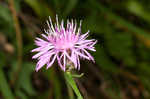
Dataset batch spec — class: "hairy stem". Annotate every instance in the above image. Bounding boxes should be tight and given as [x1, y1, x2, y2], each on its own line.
[64, 71, 83, 99]
[67, 83, 75, 99]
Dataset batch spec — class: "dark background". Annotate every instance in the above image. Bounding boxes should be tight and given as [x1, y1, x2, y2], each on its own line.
[0, 0, 150, 99]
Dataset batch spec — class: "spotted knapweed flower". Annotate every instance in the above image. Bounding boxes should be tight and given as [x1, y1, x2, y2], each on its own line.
[31, 16, 97, 72]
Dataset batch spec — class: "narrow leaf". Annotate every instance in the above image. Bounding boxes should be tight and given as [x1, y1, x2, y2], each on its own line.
[0, 68, 15, 99]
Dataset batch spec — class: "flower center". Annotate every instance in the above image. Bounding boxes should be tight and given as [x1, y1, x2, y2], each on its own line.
[55, 40, 74, 50]
[50, 33, 78, 51]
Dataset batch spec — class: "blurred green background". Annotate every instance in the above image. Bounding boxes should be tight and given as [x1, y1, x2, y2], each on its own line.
[1, 0, 150, 99]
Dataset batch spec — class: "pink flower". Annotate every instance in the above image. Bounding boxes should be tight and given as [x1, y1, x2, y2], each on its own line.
[31, 16, 97, 72]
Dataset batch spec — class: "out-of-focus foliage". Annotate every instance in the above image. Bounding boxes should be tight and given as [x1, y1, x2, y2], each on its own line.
[1, 0, 150, 99]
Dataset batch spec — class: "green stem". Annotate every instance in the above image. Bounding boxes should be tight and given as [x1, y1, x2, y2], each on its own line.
[67, 82, 74, 99]
[64, 72, 83, 99]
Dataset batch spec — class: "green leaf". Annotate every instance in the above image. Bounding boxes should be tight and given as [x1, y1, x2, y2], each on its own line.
[72, 73, 84, 78]
[0, 68, 15, 99]
[64, 72, 83, 99]
[9, 62, 36, 96]
[0, 3, 14, 39]
[14, 0, 22, 12]
[93, 45, 119, 73]
[126, 1, 150, 24]
[137, 42, 150, 61]
[105, 31, 136, 67]
[16, 90, 28, 99]
[90, 0, 150, 47]
[17, 62, 36, 95]
[63, 0, 78, 16]
[0, 52, 6, 67]
[24, 0, 53, 18]
[45, 68, 62, 99]
[83, 11, 104, 33]
[138, 63, 150, 76]
[0, 3, 12, 22]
